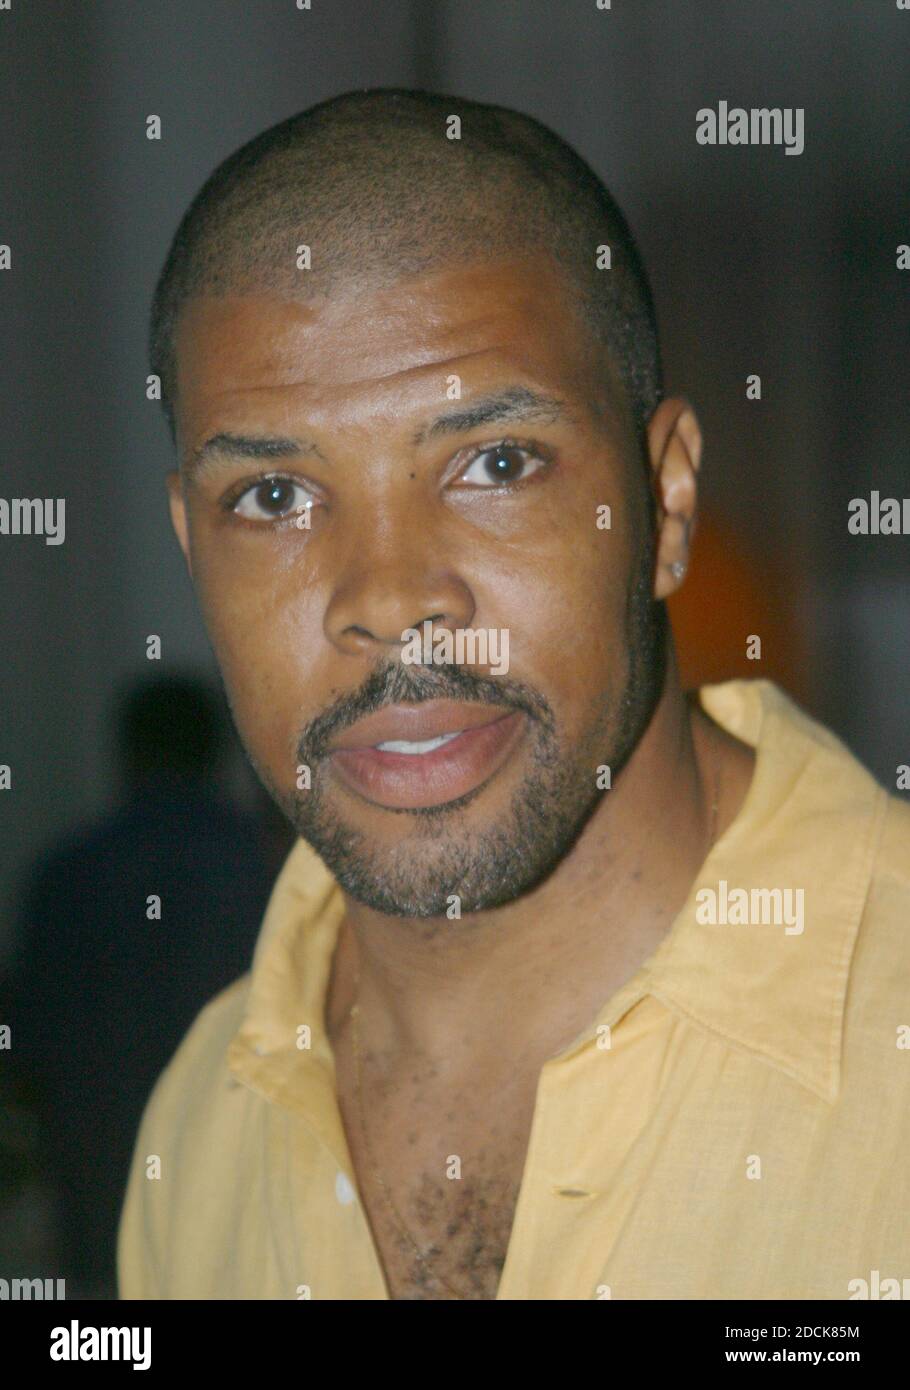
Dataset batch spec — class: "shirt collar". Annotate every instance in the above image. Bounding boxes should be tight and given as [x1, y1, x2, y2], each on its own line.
[225, 829, 347, 1162]
[625, 679, 887, 1103]
[227, 679, 887, 1126]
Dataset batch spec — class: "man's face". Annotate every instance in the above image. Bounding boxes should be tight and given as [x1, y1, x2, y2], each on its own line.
[168, 253, 665, 917]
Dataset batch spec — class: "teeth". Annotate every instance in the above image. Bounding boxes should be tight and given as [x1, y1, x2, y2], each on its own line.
[375, 731, 462, 755]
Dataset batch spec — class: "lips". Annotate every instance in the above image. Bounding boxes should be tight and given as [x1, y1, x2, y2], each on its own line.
[327, 701, 527, 810]
[329, 700, 515, 752]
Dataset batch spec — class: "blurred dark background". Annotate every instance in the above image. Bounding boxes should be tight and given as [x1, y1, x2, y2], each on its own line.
[1, 0, 908, 1296]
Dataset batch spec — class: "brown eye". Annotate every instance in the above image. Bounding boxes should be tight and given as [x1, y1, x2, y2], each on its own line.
[457, 445, 544, 488]
[232, 476, 314, 522]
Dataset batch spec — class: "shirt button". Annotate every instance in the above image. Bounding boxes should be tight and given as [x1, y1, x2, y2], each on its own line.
[335, 1171, 357, 1206]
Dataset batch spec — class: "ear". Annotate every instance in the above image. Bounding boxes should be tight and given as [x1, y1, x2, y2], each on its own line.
[167, 471, 193, 578]
[645, 397, 703, 600]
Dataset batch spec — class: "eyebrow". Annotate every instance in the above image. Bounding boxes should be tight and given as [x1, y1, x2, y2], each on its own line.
[186, 386, 569, 479]
[185, 432, 323, 482]
[412, 386, 569, 445]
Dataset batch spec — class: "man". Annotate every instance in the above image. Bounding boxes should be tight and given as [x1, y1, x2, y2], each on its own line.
[118, 88, 910, 1300]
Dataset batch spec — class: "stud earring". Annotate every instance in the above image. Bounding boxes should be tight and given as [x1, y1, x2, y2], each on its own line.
[670, 560, 686, 580]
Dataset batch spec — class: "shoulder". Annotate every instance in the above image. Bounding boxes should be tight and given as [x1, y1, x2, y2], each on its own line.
[844, 793, 910, 1070]
[117, 973, 254, 1298]
[137, 970, 253, 1134]
[871, 792, 910, 892]
[853, 791, 910, 980]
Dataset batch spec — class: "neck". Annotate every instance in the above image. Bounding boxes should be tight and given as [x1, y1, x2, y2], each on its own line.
[327, 659, 752, 1075]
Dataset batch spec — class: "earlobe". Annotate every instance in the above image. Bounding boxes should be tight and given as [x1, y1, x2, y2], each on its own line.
[648, 399, 702, 600]
[166, 471, 193, 577]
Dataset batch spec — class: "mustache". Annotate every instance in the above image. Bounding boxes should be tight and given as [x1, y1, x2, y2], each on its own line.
[296, 658, 554, 764]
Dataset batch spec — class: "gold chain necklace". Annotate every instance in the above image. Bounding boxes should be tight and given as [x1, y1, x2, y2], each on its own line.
[347, 736, 722, 1300]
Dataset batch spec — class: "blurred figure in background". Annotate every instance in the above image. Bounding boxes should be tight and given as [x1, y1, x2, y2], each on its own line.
[4, 674, 284, 1297]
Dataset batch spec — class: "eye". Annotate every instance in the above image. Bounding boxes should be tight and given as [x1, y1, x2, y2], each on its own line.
[230, 475, 316, 522]
[455, 443, 546, 489]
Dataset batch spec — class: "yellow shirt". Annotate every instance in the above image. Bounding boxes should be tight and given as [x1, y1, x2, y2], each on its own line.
[117, 679, 910, 1300]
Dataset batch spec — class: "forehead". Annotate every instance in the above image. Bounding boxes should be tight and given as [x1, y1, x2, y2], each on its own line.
[173, 254, 624, 449]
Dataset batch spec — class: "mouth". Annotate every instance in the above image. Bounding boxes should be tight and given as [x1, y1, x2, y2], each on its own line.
[327, 701, 527, 810]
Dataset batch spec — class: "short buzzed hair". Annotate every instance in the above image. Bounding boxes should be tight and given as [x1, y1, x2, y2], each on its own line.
[150, 87, 663, 445]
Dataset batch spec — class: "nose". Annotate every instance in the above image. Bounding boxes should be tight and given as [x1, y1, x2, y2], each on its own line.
[323, 534, 477, 660]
